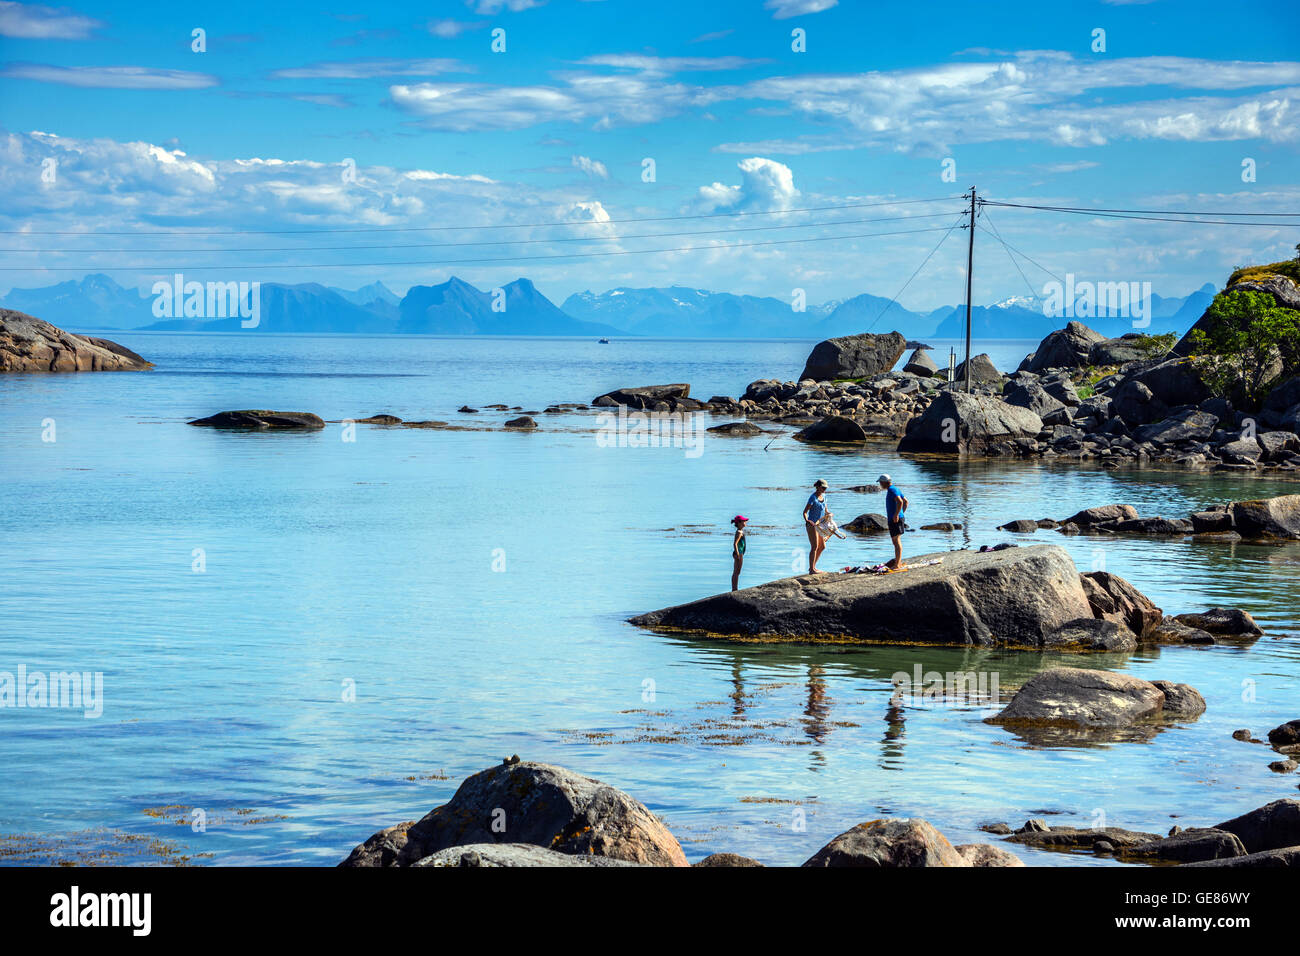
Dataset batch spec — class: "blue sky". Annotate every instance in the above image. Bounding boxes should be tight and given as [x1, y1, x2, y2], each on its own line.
[1, 0, 1298, 308]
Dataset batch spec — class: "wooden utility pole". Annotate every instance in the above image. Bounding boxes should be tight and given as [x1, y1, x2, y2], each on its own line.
[964, 186, 976, 393]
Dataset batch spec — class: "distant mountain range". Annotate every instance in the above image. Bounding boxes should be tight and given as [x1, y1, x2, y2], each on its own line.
[0, 273, 1217, 339]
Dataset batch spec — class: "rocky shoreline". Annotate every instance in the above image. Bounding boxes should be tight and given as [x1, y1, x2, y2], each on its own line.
[340, 757, 1300, 867]
[579, 271, 1300, 475]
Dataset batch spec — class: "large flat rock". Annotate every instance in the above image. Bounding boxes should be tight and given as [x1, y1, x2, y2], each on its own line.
[630, 544, 1095, 649]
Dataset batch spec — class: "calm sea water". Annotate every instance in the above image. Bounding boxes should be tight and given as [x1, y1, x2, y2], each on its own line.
[1, 333, 1298, 866]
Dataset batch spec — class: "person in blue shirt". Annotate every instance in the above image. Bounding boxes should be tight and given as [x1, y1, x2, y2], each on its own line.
[880, 474, 909, 569]
[802, 479, 829, 573]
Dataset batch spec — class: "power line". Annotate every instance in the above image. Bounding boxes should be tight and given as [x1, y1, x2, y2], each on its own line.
[3, 195, 965, 237]
[981, 200, 1300, 227]
[1, 210, 964, 255]
[982, 200, 1300, 217]
[975, 220, 1066, 285]
[980, 210, 1046, 303]
[0, 223, 958, 272]
[863, 213, 966, 333]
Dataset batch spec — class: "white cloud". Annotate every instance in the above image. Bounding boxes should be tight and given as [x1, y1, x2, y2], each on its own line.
[577, 54, 768, 74]
[0, 1, 101, 39]
[697, 157, 800, 212]
[391, 73, 712, 131]
[469, 0, 543, 13]
[571, 155, 608, 179]
[765, 0, 838, 19]
[428, 19, 484, 38]
[270, 58, 464, 80]
[1, 63, 217, 89]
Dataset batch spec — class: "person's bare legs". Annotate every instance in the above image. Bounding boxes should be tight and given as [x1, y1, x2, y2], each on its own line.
[886, 532, 902, 569]
[732, 555, 742, 591]
[806, 523, 825, 573]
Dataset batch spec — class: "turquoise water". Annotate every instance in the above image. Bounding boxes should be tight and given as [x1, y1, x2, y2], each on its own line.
[1, 333, 1298, 866]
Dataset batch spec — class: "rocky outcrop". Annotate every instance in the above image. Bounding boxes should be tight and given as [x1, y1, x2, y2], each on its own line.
[799, 331, 906, 382]
[1174, 274, 1300, 357]
[987, 667, 1203, 730]
[630, 545, 1097, 650]
[413, 843, 644, 867]
[802, 818, 967, 867]
[903, 348, 938, 377]
[1268, 720, 1300, 754]
[503, 416, 537, 429]
[952, 352, 1004, 386]
[1184, 846, 1300, 867]
[188, 410, 325, 430]
[1089, 333, 1151, 366]
[1213, 799, 1300, 854]
[898, 391, 1043, 456]
[340, 760, 688, 867]
[1043, 617, 1136, 653]
[1079, 571, 1163, 640]
[1229, 494, 1300, 540]
[954, 843, 1025, 867]
[1, 308, 152, 372]
[1023, 321, 1105, 371]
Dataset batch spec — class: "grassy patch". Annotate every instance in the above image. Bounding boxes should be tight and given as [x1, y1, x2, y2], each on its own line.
[1227, 259, 1300, 287]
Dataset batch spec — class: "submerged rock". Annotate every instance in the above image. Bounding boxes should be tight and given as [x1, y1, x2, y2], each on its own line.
[503, 416, 537, 429]
[1, 309, 153, 372]
[630, 545, 1097, 650]
[1008, 823, 1161, 852]
[988, 668, 1166, 729]
[187, 410, 325, 430]
[1119, 828, 1247, 863]
[803, 818, 967, 867]
[592, 384, 692, 409]
[339, 760, 688, 867]
[707, 420, 762, 436]
[987, 667, 1203, 736]
[843, 512, 889, 534]
[795, 415, 868, 443]
[1172, 607, 1263, 640]
[693, 852, 764, 867]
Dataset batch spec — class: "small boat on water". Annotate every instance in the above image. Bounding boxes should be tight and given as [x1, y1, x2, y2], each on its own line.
[598, 337, 610, 344]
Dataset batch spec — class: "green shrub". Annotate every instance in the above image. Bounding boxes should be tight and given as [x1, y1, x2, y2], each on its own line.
[1188, 290, 1300, 406]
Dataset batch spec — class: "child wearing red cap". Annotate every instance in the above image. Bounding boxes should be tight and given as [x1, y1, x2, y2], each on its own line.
[731, 515, 749, 591]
